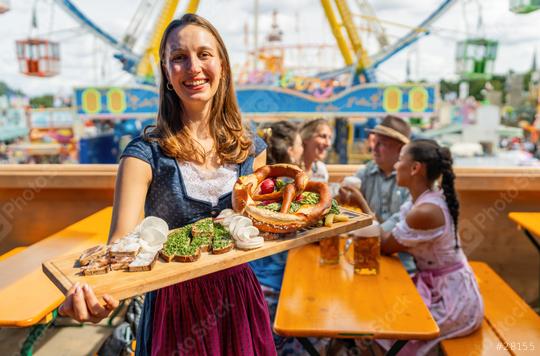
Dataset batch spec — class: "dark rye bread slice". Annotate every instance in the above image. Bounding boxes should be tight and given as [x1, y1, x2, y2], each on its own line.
[191, 218, 215, 239]
[191, 237, 210, 253]
[211, 241, 234, 255]
[109, 262, 130, 271]
[173, 248, 201, 263]
[159, 250, 175, 263]
[128, 254, 158, 272]
[79, 245, 108, 266]
[198, 244, 210, 253]
[109, 247, 140, 258]
[81, 262, 109, 276]
[109, 256, 135, 271]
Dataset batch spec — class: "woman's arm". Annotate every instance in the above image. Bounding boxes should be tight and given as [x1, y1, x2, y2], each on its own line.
[381, 230, 408, 255]
[381, 203, 445, 255]
[59, 157, 151, 323]
[108, 157, 152, 243]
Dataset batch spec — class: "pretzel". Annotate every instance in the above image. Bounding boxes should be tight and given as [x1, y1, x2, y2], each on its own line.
[232, 164, 332, 233]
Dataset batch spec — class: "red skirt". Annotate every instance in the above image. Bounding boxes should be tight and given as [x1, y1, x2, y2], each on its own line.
[151, 264, 276, 356]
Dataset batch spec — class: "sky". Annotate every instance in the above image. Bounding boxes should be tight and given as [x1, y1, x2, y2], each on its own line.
[0, 0, 539, 97]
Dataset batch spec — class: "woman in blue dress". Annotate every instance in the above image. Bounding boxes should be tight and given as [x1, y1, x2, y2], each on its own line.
[57, 14, 275, 355]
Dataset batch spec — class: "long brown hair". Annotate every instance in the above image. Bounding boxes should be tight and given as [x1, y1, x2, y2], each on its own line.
[145, 13, 252, 164]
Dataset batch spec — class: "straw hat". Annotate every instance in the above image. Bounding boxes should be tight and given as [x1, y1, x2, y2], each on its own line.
[368, 115, 411, 144]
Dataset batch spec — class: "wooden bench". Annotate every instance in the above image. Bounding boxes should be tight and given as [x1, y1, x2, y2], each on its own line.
[442, 261, 540, 356]
[0, 208, 111, 356]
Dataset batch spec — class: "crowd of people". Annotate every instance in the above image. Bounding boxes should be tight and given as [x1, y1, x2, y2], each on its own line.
[56, 14, 484, 356]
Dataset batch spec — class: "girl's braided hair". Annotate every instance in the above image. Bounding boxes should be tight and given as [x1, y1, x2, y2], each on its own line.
[407, 139, 460, 248]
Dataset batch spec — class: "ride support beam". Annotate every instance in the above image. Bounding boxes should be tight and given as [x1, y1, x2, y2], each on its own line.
[320, 0, 354, 66]
[185, 0, 200, 14]
[333, 0, 370, 71]
[136, 0, 182, 80]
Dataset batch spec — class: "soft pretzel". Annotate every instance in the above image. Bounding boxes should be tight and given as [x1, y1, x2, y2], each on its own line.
[232, 164, 332, 233]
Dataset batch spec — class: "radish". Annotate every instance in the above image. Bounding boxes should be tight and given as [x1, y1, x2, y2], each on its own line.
[259, 178, 275, 194]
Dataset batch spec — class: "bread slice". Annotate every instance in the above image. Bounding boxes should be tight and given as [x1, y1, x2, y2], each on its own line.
[109, 256, 134, 271]
[159, 250, 175, 263]
[211, 240, 234, 255]
[191, 218, 215, 239]
[128, 255, 158, 272]
[81, 262, 109, 276]
[191, 236, 211, 253]
[173, 247, 201, 263]
[109, 247, 140, 258]
[79, 245, 108, 266]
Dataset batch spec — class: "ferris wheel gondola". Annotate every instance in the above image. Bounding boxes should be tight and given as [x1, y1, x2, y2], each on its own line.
[16, 1, 61, 77]
[15, 38, 60, 77]
[454, 0, 499, 80]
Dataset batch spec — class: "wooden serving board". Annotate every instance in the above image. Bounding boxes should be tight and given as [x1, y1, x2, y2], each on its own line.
[43, 210, 371, 301]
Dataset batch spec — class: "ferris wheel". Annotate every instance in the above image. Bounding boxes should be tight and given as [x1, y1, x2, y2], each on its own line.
[14, 0, 532, 87]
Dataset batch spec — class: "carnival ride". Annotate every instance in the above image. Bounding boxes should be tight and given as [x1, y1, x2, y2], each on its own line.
[16, 0, 526, 163]
[15, 0, 460, 87]
[52, 0, 201, 83]
[10, 0, 463, 163]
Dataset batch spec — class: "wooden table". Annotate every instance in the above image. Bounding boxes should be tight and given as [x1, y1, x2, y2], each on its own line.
[508, 212, 540, 250]
[508, 212, 540, 309]
[0, 207, 111, 327]
[274, 244, 439, 355]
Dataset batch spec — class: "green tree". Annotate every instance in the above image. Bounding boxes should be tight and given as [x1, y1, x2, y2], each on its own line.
[30, 95, 54, 108]
[0, 81, 25, 97]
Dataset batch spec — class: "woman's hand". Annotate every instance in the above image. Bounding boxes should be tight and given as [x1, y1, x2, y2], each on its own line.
[58, 282, 119, 323]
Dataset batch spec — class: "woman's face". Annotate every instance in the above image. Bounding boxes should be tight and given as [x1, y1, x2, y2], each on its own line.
[163, 24, 222, 107]
[287, 133, 304, 165]
[304, 124, 332, 161]
[394, 144, 415, 187]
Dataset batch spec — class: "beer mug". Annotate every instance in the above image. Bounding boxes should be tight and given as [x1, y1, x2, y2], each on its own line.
[345, 221, 380, 275]
[342, 176, 362, 190]
[319, 235, 340, 265]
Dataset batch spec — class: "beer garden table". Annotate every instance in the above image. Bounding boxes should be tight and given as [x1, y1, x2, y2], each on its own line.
[508, 212, 540, 310]
[0, 207, 112, 355]
[274, 243, 440, 356]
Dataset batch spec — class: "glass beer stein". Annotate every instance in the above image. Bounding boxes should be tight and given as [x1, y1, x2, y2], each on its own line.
[319, 235, 340, 265]
[346, 221, 380, 275]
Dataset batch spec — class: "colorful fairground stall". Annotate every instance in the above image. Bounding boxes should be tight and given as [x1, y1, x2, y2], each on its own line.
[72, 82, 437, 164]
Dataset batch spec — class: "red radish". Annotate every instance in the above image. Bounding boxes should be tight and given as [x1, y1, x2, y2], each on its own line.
[260, 178, 275, 194]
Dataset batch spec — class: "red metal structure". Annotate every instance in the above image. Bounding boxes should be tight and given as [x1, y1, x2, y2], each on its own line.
[15, 39, 60, 77]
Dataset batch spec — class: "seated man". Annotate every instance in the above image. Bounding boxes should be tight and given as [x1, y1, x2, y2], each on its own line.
[339, 115, 415, 272]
